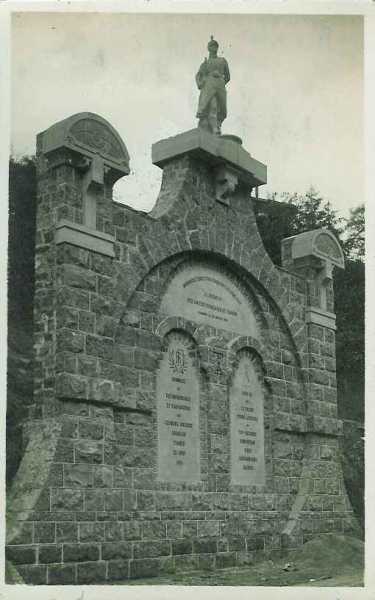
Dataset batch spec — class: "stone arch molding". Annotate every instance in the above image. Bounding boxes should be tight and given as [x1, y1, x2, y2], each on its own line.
[116, 242, 305, 357]
[120, 250, 306, 379]
[227, 335, 265, 368]
[155, 316, 200, 344]
[153, 254, 305, 376]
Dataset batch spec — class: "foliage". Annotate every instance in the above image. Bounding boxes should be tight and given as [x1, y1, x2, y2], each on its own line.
[255, 186, 348, 265]
[281, 186, 344, 239]
[7, 156, 36, 484]
[334, 260, 364, 422]
[8, 155, 37, 324]
[5, 561, 24, 584]
[340, 421, 365, 532]
[257, 187, 364, 424]
[342, 204, 365, 261]
[253, 197, 297, 266]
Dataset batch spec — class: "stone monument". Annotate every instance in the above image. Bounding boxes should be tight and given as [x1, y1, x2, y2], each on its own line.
[6, 44, 359, 585]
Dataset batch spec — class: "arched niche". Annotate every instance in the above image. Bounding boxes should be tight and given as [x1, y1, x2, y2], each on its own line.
[159, 258, 263, 339]
[230, 349, 266, 486]
[156, 330, 201, 483]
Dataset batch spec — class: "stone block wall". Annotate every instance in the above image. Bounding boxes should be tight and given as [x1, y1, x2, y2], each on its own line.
[6, 115, 359, 584]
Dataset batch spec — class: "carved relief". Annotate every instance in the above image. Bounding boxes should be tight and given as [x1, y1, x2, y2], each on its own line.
[168, 346, 188, 376]
[283, 228, 344, 270]
[314, 232, 342, 261]
[70, 118, 124, 162]
[215, 166, 239, 205]
[39, 112, 130, 178]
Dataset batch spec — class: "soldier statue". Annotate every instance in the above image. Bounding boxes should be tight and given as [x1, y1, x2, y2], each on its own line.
[196, 36, 230, 135]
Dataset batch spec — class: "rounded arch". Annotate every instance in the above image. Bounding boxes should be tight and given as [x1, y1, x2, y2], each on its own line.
[155, 251, 269, 339]
[228, 344, 269, 390]
[40, 111, 130, 174]
[227, 336, 268, 378]
[155, 316, 199, 343]
[228, 335, 264, 358]
[119, 248, 306, 383]
[159, 326, 200, 365]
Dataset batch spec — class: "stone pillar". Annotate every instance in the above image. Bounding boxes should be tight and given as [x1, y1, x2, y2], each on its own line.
[31, 112, 129, 422]
[151, 128, 267, 218]
[281, 229, 344, 431]
[281, 229, 359, 543]
[6, 113, 130, 584]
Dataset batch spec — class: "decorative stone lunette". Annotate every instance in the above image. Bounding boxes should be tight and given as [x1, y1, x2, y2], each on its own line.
[281, 228, 345, 330]
[38, 112, 130, 257]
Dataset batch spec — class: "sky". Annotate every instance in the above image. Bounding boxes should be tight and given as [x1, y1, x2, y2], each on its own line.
[10, 12, 363, 217]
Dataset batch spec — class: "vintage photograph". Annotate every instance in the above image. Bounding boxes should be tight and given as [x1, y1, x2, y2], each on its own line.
[5, 9, 365, 588]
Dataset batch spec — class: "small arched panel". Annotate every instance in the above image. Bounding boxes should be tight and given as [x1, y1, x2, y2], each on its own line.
[230, 350, 266, 486]
[156, 330, 201, 483]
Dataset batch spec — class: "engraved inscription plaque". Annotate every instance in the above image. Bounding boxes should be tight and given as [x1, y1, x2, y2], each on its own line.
[230, 353, 265, 485]
[156, 331, 200, 482]
[161, 263, 259, 337]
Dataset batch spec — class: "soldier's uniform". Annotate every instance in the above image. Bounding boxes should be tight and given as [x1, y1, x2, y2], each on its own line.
[196, 49, 230, 134]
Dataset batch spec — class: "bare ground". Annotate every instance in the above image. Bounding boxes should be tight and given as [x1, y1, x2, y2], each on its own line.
[119, 534, 364, 587]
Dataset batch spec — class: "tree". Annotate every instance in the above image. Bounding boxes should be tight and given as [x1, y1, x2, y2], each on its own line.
[334, 260, 364, 421]
[7, 156, 36, 484]
[342, 204, 365, 261]
[256, 187, 364, 424]
[253, 197, 298, 265]
[336, 203, 365, 422]
[282, 186, 344, 239]
[257, 187, 365, 527]
[8, 156, 36, 321]
[255, 186, 345, 266]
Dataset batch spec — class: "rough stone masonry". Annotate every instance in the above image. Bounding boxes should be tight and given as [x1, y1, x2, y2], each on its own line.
[6, 110, 359, 585]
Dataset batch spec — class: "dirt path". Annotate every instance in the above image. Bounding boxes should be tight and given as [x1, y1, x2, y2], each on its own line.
[120, 534, 364, 587]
